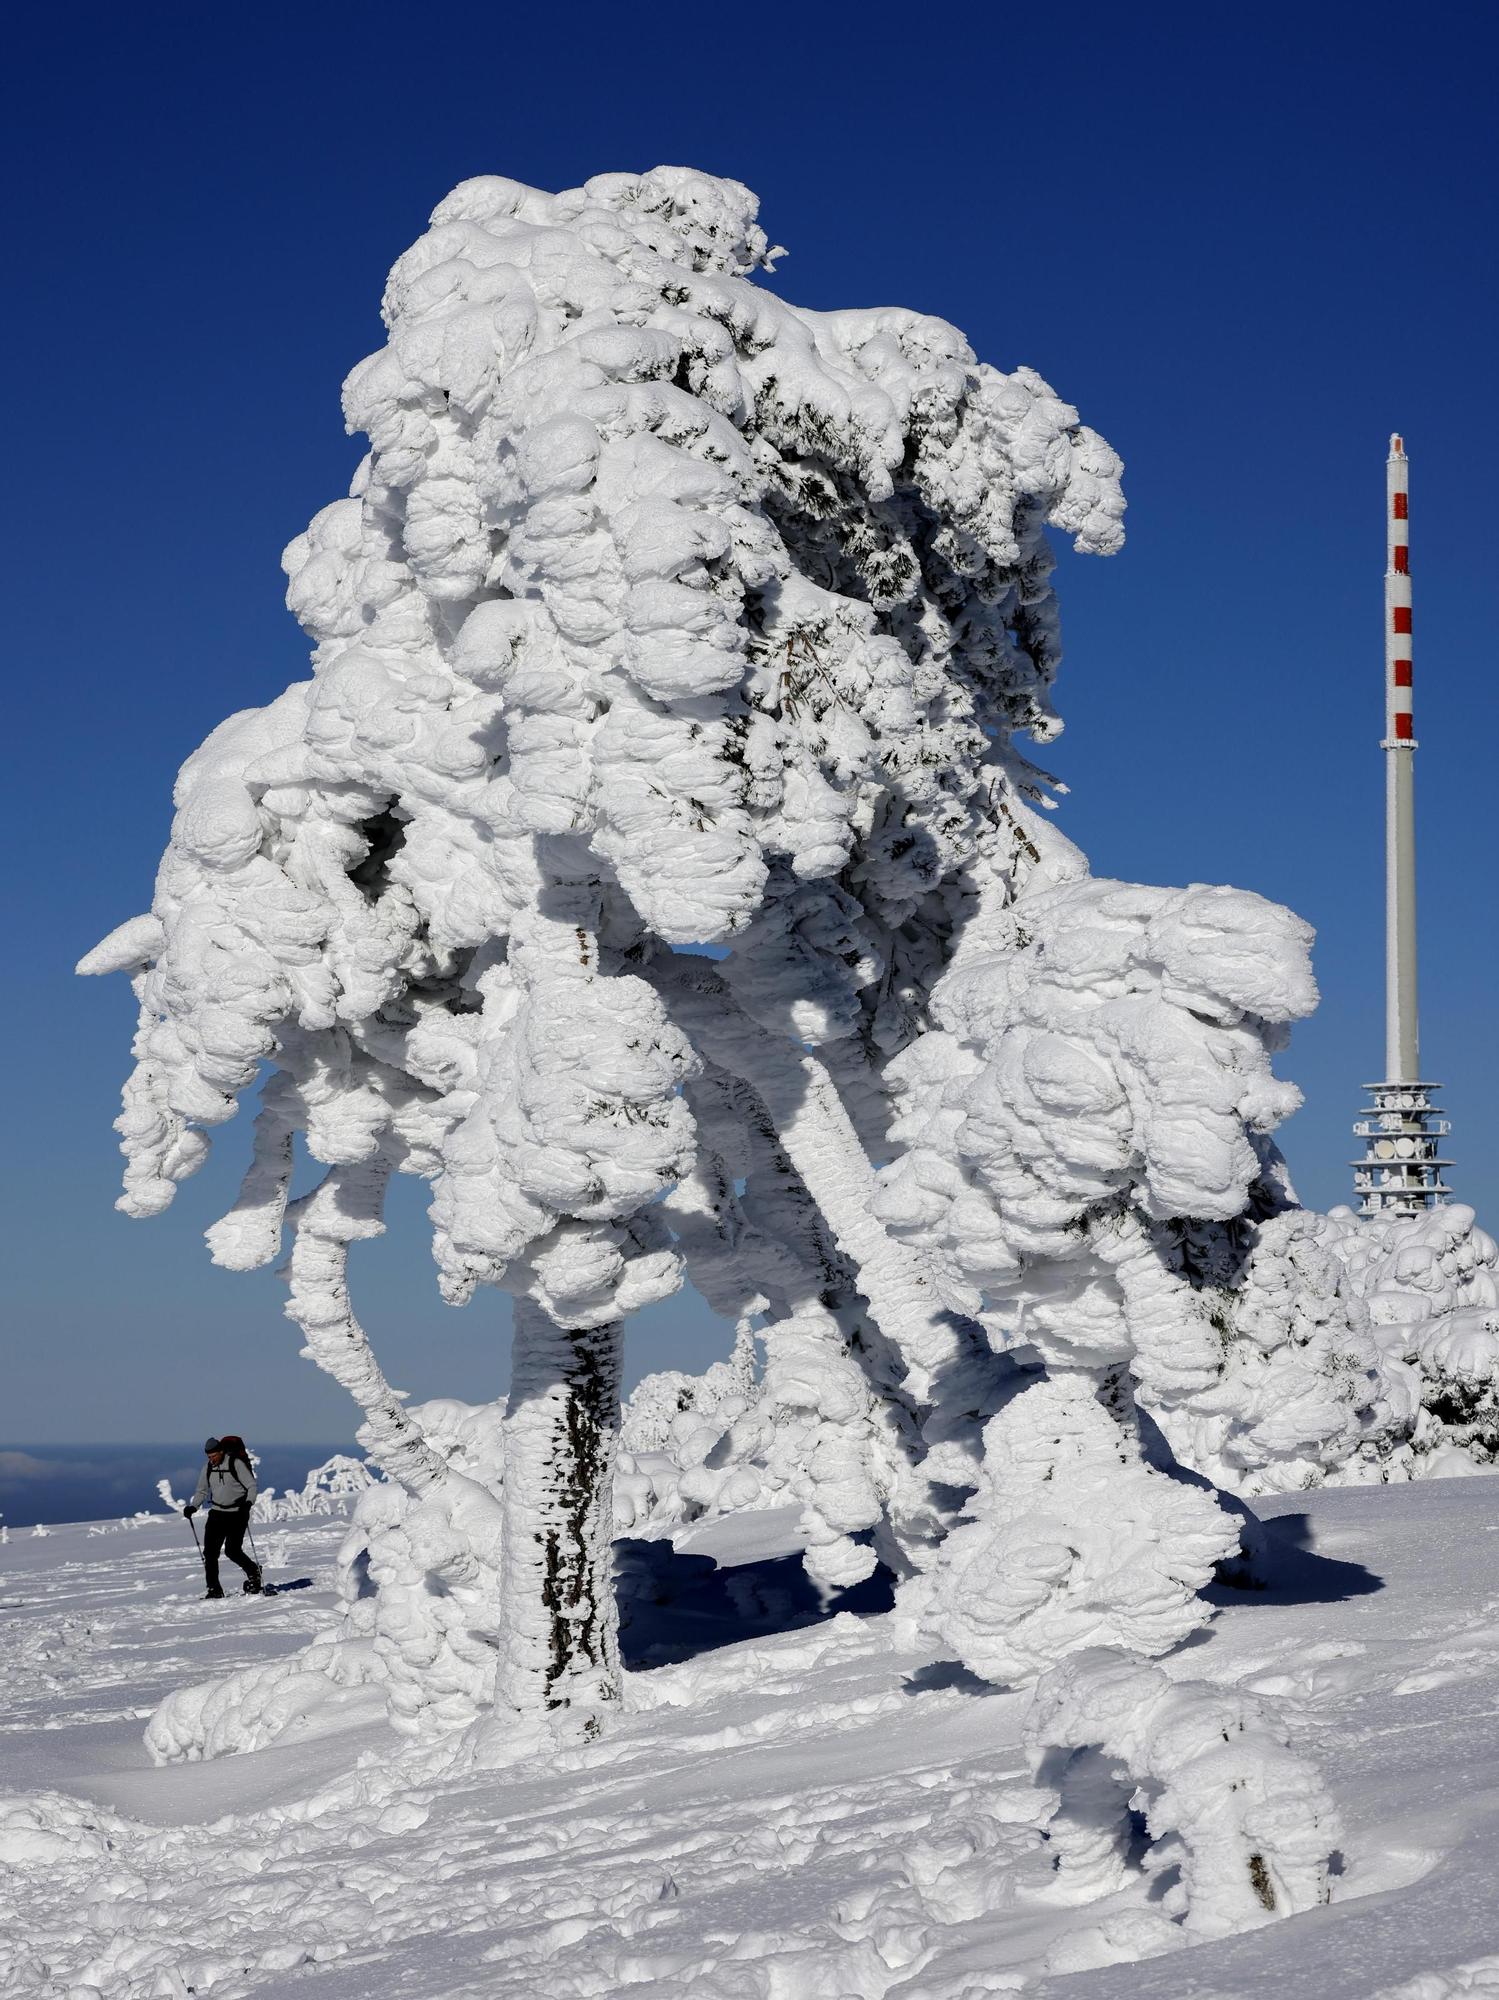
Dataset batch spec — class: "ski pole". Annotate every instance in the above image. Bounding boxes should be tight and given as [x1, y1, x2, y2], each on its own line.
[185, 1509, 203, 1582]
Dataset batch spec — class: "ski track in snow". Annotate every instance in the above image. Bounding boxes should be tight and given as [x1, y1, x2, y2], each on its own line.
[5, 1483, 1499, 1997]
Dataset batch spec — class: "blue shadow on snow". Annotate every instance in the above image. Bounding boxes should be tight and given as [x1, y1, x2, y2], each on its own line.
[1206, 1509, 1384, 1606]
[615, 1537, 895, 1670]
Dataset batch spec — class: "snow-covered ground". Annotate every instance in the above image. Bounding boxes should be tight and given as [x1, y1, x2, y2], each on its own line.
[5, 1483, 1499, 1999]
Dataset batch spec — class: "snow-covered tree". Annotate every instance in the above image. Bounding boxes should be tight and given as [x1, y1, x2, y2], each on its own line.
[77, 164, 1376, 1836]
[1323, 1203, 1499, 1474]
[80, 165, 1133, 1736]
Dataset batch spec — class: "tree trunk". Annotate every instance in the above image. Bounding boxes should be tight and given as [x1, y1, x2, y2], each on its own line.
[498, 1299, 624, 1727]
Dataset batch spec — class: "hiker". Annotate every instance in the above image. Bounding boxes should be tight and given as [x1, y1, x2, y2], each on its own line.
[184, 1436, 263, 1598]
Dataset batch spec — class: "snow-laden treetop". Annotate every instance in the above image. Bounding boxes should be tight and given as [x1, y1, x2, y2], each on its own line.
[80, 165, 1125, 1283]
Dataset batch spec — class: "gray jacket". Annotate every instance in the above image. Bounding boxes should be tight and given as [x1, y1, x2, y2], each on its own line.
[191, 1457, 258, 1512]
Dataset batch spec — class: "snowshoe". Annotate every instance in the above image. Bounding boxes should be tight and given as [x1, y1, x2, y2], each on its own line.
[204, 1585, 225, 1600]
[242, 1568, 264, 1595]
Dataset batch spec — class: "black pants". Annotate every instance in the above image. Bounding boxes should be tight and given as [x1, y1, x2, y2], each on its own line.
[203, 1505, 257, 1590]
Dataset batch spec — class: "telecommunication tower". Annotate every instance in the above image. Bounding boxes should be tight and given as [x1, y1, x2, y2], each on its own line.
[1352, 436, 1453, 1216]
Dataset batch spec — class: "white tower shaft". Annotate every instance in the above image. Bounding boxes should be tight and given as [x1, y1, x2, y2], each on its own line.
[1353, 434, 1452, 1217]
[1384, 434, 1418, 1080]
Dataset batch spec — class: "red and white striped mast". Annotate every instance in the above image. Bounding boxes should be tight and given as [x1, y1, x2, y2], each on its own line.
[1385, 433, 1418, 1080]
[1353, 435, 1453, 1215]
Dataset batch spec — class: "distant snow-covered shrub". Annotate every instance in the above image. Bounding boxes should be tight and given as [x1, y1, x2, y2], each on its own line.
[1146, 1210, 1420, 1496]
[615, 1324, 761, 1536]
[1145, 1200, 1499, 1498]
[1327, 1203, 1499, 1472]
[258, 1452, 384, 1519]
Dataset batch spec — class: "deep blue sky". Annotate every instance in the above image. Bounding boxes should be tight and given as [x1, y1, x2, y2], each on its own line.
[5, 3, 1495, 1443]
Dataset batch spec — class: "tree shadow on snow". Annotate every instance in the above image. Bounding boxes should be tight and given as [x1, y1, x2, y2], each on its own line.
[615, 1538, 895, 1670]
[1205, 1510, 1384, 1607]
[1132, 1410, 1384, 1607]
[900, 1659, 996, 1697]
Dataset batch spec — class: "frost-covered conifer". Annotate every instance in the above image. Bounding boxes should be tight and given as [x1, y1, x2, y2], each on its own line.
[81, 165, 1127, 1733]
